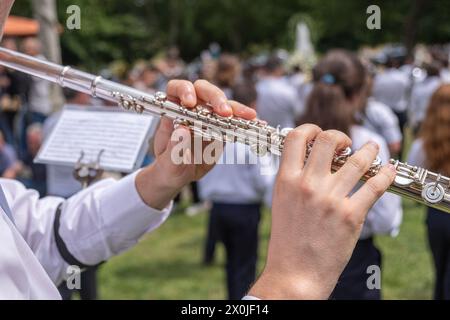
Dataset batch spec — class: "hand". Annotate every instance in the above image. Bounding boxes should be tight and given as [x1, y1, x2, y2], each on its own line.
[136, 80, 256, 210]
[248, 125, 396, 299]
[0, 1, 15, 41]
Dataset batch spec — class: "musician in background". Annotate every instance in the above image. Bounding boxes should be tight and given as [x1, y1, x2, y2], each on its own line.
[199, 82, 275, 299]
[358, 73, 402, 157]
[297, 50, 402, 299]
[256, 55, 303, 129]
[19, 123, 46, 197]
[20, 37, 52, 124]
[372, 55, 409, 156]
[202, 54, 242, 263]
[0, 130, 21, 179]
[408, 84, 450, 300]
[409, 61, 442, 134]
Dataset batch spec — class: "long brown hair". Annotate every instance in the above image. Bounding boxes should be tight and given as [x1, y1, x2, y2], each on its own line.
[420, 84, 450, 176]
[297, 50, 366, 135]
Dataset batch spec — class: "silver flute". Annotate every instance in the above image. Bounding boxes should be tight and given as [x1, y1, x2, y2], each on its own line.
[1, 47, 449, 213]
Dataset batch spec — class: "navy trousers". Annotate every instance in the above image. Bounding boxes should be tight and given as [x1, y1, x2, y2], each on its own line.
[208, 202, 261, 300]
[427, 207, 450, 300]
[330, 237, 382, 300]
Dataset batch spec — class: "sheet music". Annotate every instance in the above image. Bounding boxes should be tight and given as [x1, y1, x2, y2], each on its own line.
[35, 106, 157, 173]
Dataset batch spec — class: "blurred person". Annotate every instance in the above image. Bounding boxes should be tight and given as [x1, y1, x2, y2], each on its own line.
[372, 55, 410, 152]
[441, 60, 450, 83]
[256, 54, 303, 129]
[20, 123, 47, 197]
[199, 81, 275, 299]
[20, 37, 52, 124]
[408, 84, 450, 300]
[154, 46, 186, 90]
[0, 38, 24, 145]
[200, 55, 242, 255]
[185, 55, 242, 217]
[297, 50, 403, 300]
[214, 54, 241, 98]
[358, 74, 402, 156]
[199, 55, 217, 83]
[133, 63, 161, 94]
[201, 80, 257, 265]
[0, 131, 21, 179]
[409, 61, 442, 134]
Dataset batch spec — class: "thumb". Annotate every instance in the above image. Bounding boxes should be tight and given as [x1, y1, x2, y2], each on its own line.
[158, 125, 192, 176]
[154, 117, 175, 157]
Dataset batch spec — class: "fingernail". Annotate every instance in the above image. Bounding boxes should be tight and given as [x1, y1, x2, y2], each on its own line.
[219, 102, 232, 114]
[184, 93, 195, 104]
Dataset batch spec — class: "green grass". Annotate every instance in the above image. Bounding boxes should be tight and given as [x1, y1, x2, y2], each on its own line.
[96, 200, 435, 300]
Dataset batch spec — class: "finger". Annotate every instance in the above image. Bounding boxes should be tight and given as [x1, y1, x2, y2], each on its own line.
[332, 141, 380, 196]
[228, 100, 257, 120]
[304, 130, 352, 176]
[153, 117, 174, 157]
[166, 79, 197, 107]
[161, 124, 192, 169]
[194, 79, 232, 116]
[279, 124, 322, 173]
[350, 164, 396, 216]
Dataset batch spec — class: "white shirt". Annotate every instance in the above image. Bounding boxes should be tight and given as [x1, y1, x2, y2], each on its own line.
[350, 126, 403, 239]
[361, 98, 402, 145]
[372, 68, 410, 112]
[0, 171, 171, 299]
[256, 77, 303, 129]
[407, 139, 426, 168]
[409, 76, 441, 129]
[198, 143, 276, 207]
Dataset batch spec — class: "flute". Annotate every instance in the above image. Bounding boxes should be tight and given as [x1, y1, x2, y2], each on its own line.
[1, 47, 449, 213]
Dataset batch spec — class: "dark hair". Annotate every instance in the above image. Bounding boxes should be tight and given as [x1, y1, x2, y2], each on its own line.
[63, 87, 77, 101]
[423, 61, 442, 78]
[264, 55, 283, 73]
[297, 49, 366, 135]
[214, 54, 240, 88]
[420, 84, 450, 176]
[232, 82, 257, 108]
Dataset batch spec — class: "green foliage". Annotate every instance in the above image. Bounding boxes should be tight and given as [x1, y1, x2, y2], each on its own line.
[10, 0, 450, 71]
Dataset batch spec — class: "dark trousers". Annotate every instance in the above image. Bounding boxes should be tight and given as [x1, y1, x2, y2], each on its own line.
[330, 237, 382, 300]
[207, 202, 261, 300]
[204, 210, 218, 264]
[427, 207, 450, 300]
[393, 109, 408, 159]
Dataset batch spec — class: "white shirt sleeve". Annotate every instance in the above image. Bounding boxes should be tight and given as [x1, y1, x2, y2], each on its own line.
[2, 171, 171, 285]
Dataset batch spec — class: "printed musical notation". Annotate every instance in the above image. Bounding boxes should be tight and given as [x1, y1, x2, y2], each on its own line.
[35, 107, 156, 172]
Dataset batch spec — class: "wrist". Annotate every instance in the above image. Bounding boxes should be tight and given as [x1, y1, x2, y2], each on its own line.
[248, 269, 333, 300]
[135, 162, 182, 210]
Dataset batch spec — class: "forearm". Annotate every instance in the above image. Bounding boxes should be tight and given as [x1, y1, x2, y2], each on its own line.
[135, 162, 183, 210]
[0, 0, 15, 40]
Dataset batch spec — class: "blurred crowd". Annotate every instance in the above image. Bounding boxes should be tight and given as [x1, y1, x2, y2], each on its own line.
[2, 35, 450, 300]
